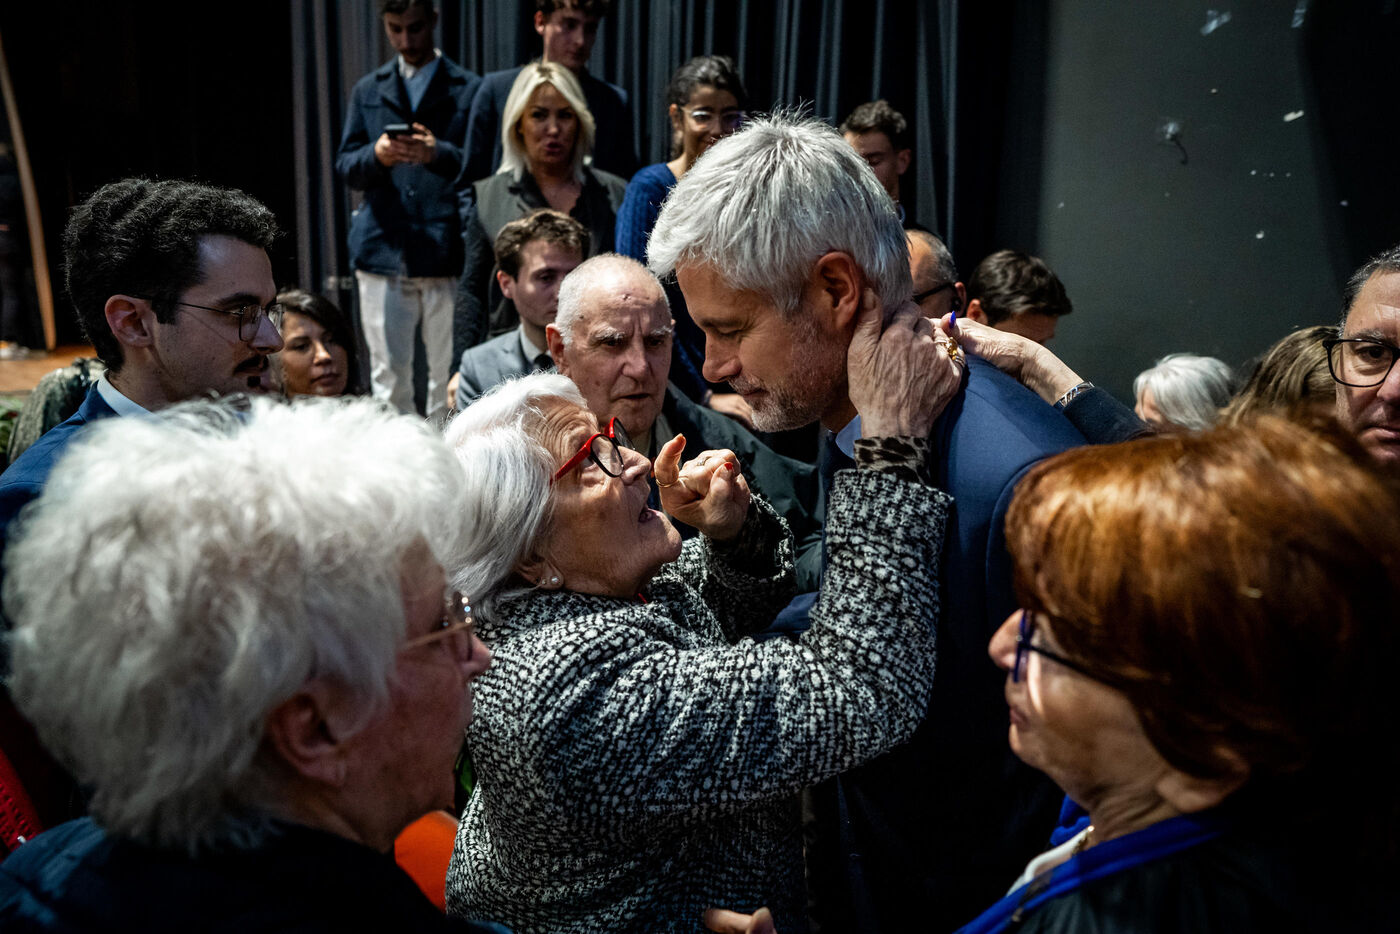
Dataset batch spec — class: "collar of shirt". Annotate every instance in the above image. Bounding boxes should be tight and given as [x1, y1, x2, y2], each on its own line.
[93, 372, 150, 418]
[518, 326, 548, 365]
[834, 415, 861, 459]
[397, 49, 441, 82]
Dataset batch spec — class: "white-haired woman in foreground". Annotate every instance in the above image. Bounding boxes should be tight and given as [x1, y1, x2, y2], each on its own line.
[443, 292, 963, 933]
[0, 397, 505, 933]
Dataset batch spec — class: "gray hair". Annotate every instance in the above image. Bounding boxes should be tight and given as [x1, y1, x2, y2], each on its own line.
[646, 113, 912, 316]
[1341, 242, 1400, 328]
[499, 61, 596, 185]
[2, 396, 467, 852]
[1134, 353, 1236, 431]
[443, 373, 585, 625]
[554, 253, 671, 348]
[907, 229, 958, 287]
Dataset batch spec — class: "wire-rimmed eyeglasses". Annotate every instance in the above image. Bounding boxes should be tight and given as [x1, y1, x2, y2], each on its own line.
[402, 589, 476, 661]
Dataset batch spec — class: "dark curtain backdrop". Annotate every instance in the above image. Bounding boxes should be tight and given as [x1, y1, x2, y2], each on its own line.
[291, 0, 956, 310]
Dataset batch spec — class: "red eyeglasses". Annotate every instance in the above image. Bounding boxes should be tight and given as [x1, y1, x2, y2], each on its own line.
[552, 416, 633, 483]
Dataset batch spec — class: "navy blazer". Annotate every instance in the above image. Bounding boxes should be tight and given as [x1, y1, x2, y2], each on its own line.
[454, 330, 553, 409]
[460, 65, 636, 189]
[805, 358, 1087, 934]
[0, 385, 118, 550]
[336, 56, 481, 278]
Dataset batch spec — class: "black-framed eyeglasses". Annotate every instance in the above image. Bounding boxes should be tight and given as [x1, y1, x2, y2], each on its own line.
[173, 299, 284, 341]
[913, 281, 960, 313]
[1324, 336, 1400, 388]
[402, 589, 476, 661]
[552, 416, 632, 483]
[1013, 610, 1102, 684]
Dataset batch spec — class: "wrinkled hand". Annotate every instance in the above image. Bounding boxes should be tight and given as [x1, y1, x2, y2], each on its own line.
[707, 392, 754, 429]
[848, 289, 964, 439]
[703, 907, 777, 934]
[945, 313, 1083, 404]
[652, 435, 750, 542]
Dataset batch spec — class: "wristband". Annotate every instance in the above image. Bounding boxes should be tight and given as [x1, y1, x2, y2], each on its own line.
[1053, 381, 1093, 411]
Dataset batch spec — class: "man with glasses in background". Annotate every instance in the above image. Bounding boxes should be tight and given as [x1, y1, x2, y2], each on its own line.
[1, 176, 282, 557]
[1329, 243, 1400, 471]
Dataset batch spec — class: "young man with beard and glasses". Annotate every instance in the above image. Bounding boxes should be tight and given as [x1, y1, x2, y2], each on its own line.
[648, 115, 1086, 933]
[0, 178, 282, 552]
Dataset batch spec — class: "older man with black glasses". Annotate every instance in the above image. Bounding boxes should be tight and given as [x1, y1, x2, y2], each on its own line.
[1326, 242, 1400, 471]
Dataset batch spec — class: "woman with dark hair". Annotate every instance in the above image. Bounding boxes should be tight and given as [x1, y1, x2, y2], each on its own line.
[615, 55, 751, 418]
[958, 416, 1400, 933]
[615, 55, 747, 262]
[273, 288, 363, 398]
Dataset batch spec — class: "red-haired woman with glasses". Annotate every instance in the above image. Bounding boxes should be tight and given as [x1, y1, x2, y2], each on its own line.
[961, 416, 1400, 933]
[440, 296, 962, 933]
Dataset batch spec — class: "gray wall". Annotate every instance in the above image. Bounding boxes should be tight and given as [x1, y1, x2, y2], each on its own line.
[998, 1, 1361, 402]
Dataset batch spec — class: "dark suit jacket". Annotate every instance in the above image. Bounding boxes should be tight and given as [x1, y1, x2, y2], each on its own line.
[0, 386, 118, 550]
[336, 56, 480, 278]
[454, 330, 554, 409]
[805, 358, 1087, 933]
[461, 65, 636, 188]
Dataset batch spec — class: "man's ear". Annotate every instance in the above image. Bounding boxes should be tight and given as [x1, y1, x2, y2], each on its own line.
[965, 298, 989, 324]
[263, 679, 358, 787]
[533, 9, 547, 37]
[806, 251, 864, 333]
[498, 270, 517, 302]
[895, 148, 912, 176]
[545, 324, 569, 372]
[954, 282, 968, 313]
[105, 295, 157, 349]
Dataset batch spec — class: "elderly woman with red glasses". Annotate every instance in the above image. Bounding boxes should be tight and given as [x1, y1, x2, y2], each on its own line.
[440, 299, 963, 933]
[959, 416, 1400, 934]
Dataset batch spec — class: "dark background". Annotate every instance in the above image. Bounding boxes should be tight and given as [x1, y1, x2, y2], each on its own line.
[2, 0, 1397, 401]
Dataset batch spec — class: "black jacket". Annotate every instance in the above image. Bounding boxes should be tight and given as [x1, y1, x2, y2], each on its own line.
[337, 57, 481, 278]
[0, 817, 509, 933]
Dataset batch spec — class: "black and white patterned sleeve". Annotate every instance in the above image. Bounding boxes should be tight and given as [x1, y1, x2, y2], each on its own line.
[665, 493, 797, 641]
[520, 470, 950, 830]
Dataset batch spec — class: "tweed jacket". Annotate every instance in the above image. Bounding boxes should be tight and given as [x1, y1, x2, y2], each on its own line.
[446, 469, 949, 933]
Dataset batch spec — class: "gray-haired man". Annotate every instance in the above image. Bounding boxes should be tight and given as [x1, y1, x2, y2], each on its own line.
[649, 114, 1085, 932]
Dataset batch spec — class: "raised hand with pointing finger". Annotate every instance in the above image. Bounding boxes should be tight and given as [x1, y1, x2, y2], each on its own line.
[652, 434, 751, 542]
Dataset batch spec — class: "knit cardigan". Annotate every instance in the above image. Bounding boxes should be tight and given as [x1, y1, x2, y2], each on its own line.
[446, 469, 950, 933]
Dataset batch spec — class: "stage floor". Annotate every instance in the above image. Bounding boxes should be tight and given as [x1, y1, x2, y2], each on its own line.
[0, 345, 96, 395]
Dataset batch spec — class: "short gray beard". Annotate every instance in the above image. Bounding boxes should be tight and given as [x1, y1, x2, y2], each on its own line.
[746, 330, 845, 432]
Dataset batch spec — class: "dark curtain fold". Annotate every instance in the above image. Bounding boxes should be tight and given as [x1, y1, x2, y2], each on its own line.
[291, 0, 956, 306]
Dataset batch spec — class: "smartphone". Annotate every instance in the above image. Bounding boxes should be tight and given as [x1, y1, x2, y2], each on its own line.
[384, 123, 413, 138]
